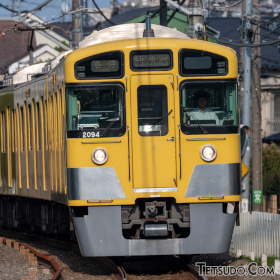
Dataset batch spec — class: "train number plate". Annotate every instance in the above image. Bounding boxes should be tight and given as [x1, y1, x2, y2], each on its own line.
[82, 131, 100, 138]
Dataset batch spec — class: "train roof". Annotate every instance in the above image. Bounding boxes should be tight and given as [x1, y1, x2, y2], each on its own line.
[78, 23, 189, 48]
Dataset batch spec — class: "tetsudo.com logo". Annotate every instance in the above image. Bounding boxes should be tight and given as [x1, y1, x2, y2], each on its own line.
[195, 262, 275, 277]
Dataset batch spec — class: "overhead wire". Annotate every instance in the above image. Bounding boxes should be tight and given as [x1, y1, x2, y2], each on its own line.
[0, 3, 28, 14]
[214, 0, 242, 9]
[250, 14, 280, 25]
[140, 1, 168, 23]
[196, 30, 280, 47]
[91, 0, 115, 26]
[167, 0, 186, 24]
[18, 0, 53, 23]
[253, 23, 280, 36]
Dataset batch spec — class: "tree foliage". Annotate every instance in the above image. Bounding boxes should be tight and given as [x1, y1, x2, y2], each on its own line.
[55, 41, 70, 53]
[262, 143, 280, 194]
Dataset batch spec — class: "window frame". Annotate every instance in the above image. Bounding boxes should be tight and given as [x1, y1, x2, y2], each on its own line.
[74, 51, 124, 80]
[137, 84, 169, 137]
[179, 79, 239, 135]
[66, 82, 126, 138]
[179, 49, 229, 77]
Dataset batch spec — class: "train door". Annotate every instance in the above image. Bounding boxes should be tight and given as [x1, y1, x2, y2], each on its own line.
[130, 75, 176, 189]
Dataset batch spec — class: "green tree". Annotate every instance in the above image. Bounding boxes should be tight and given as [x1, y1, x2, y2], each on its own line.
[262, 143, 280, 194]
[55, 41, 70, 53]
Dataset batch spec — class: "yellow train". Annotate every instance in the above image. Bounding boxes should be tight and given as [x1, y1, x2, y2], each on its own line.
[0, 22, 241, 256]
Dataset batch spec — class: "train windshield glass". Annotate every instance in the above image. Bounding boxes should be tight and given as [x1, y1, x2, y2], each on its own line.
[66, 85, 125, 135]
[180, 81, 237, 132]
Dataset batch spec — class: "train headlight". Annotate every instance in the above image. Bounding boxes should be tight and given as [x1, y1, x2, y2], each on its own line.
[200, 145, 217, 162]
[92, 148, 108, 165]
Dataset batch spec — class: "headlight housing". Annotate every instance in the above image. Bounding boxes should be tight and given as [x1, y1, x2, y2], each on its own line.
[92, 148, 108, 165]
[200, 144, 217, 162]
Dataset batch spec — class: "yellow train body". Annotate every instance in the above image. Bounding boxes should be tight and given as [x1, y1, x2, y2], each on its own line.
[64, 38, 240, 206]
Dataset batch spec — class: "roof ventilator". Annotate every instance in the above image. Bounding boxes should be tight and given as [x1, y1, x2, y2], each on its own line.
[143, 15, 155, 37]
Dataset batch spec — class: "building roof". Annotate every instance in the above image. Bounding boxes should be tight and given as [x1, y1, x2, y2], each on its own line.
[98, 7, 153, 28]
[0, 20, 34, 75]
[207, 17, 280, 72]
[263, 132, 280, 144]
[0, 16, 71, 75]
[8, 44, 59, 74]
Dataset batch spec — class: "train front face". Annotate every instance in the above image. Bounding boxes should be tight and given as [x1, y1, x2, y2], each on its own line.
[64, 38, 241, 257]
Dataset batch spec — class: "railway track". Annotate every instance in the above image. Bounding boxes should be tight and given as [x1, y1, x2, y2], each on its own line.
[185, 263, 207, 280]
[0, 236, 63, 280]
[97, 257, 128, 280]
[0, 230, 127, 280]
[0, 230, 206, 280]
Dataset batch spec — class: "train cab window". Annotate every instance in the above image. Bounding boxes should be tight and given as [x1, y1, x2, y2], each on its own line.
[180, 81, 238, 134]
[66, 84, 125, 138]
[137, 85, 168, 136]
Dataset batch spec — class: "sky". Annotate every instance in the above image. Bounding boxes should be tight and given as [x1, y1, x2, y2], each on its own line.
[0, 0, 121, 23]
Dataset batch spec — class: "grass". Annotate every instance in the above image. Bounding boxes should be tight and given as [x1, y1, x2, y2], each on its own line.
[242, 255, 277, 267]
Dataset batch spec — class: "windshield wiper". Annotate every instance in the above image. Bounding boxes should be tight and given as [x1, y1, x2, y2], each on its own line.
[184, 107, 208, 134]
[149, 109, 173, 131]
[101, 113, 120, 137]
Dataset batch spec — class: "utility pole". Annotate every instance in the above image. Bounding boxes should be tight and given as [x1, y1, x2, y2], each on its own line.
[62, 0, 66, 22]
[241, 0, 252, 213]
[12, 0, 15, 17]
[18, 0, 21, 20]
[28, 30, 35, 65]
[239, 0, 246, 123]
[111, 0, 119, 18]
[85, 0, 90, 26]
[251, 0, 263, 211]
[187, 0, 204, 39]
[71, 0, 83, 48]
[160, 0, 168, 27]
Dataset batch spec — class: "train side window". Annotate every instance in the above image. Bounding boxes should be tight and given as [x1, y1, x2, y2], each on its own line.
[6, 107, 11, 187]
[0, 112, 1, 186]
[28, 104, 33, 151]
[12, 109, 16, 152]
[33, 100, 37, 151]
[53, 93, 57, 148]
[44, 100, 48, 150]
[1, 111, 6, 153]
[57, 90, 61, 147]
[61, 86, 65, 146]
[137, 85, 168, 137]
[36, 102, 41, 150]
[20, 106, 25, 152]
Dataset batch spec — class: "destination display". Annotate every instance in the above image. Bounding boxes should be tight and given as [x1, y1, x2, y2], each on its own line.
[91, 60, 119, 72]
[130, 50, 172, 71]
[133, 54, 171, 68]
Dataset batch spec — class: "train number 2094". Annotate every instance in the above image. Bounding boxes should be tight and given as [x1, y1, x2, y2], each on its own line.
[82, 132, 100, 138]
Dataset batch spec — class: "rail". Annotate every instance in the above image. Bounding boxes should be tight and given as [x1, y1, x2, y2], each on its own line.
[97, 257, 128, 280]
[1, 237, 63, 280]
[186, 263, 208, 280]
